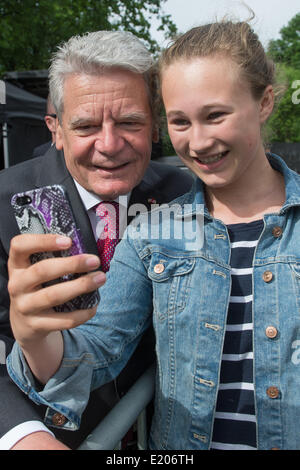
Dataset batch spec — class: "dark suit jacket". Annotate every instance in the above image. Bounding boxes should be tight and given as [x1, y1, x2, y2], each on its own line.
[32, 141, 53, 158]
[0, 146, 193, 448]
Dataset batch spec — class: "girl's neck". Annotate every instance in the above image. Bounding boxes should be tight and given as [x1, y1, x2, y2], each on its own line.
[205, 156, 286, 225]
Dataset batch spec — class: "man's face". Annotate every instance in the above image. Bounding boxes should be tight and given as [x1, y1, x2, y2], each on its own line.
[56, 69, 155, 200]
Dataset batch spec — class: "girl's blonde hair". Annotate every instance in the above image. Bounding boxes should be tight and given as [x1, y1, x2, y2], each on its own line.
[159, 18, 279, 102]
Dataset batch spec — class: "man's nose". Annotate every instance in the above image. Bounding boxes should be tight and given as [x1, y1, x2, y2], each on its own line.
[94, 124, 125, 156]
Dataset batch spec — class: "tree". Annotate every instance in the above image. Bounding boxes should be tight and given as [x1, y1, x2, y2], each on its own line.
[0, 0, 177, 75]
[266, 65, 300, 143]
[268, 13, 300, 69]
[267, 13, 300, 143]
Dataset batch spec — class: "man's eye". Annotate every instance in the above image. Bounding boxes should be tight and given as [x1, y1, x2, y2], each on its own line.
[120, 121, 141, 127]
[76, 125, 97, 133]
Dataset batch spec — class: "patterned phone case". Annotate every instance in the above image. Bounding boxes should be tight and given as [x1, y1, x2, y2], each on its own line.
[11, 184, 100, 312]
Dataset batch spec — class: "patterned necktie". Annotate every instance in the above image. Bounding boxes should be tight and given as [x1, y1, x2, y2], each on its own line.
[94, 201, 120, 272]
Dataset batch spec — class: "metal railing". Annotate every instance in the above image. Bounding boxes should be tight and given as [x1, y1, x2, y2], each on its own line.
[77, 363, 156, 450]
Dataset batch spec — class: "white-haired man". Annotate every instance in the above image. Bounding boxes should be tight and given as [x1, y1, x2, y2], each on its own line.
[0, 31, 192, 450]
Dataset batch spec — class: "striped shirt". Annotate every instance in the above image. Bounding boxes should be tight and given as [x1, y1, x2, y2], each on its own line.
[210, 219, 264, 450]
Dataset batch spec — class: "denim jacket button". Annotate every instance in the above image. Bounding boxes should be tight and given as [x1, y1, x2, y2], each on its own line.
[154, 263, 165, 274]
[263, 271, 273, 283]
[272, 227, 283, 238]
[272, 226, 283, 238]
[266, 386, 280, 399]
[265, 326, 278, 339]
[52, 412, 66, 426]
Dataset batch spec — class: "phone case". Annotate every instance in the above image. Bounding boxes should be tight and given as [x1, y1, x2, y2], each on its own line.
[11, 184, 100, 312]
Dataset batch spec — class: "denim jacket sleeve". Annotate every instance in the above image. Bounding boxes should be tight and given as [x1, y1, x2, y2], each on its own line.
[6, 234, 153, 430]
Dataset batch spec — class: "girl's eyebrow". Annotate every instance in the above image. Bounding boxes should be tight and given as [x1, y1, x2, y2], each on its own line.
[166, 110, 186, 119]
[167, 104, 234, 119]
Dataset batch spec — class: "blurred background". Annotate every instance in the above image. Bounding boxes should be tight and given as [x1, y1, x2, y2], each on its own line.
[0, 0, 299, 170]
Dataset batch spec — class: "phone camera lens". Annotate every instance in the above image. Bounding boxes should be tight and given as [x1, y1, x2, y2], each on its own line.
[16, 195, 32, 205]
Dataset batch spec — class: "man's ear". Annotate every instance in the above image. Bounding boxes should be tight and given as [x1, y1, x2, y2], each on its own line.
[55, 121, 63, 150]
[260, 85, 274, 124]
[44, 116, 57, 134]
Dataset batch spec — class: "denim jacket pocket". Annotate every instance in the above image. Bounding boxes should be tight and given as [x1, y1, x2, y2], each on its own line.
[147, 253, 195, 321]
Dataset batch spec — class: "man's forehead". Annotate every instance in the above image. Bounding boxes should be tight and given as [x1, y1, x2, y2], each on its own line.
[64, 71, 148, 96]
[63, 71, 151, 114]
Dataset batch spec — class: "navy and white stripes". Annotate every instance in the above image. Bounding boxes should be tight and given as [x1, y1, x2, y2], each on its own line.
[210, 219, 264, 450]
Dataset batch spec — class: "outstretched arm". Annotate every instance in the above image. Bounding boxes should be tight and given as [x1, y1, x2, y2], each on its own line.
[7, 232, 153, 431]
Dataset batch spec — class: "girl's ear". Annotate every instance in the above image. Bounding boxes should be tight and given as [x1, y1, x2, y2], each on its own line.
[259, 85, 274, 124]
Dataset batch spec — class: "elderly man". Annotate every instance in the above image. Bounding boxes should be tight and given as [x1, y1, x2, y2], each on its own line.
[0, 31, 192, 450]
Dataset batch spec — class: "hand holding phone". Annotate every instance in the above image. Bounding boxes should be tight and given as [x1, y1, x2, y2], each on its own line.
[11, 184, 100, 312]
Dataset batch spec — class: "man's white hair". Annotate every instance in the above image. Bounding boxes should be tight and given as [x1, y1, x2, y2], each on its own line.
[49, 30, 155, 120]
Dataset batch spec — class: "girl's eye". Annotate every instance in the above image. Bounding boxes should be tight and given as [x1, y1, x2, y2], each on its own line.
[207, 112, 224, 120]
[170, 118, 189, 126]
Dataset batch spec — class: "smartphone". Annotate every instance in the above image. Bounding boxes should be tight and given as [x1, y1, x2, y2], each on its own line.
[11, 184, 100, 312]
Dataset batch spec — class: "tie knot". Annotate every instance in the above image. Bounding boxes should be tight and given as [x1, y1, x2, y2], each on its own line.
[94, 201, 119, 241]
[94, 201, 119, 219]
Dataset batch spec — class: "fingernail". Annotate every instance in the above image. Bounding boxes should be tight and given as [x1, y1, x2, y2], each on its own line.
[86, 256, 100, 268]
[56, 236, 71, 247]
[92, 272, 106, 284]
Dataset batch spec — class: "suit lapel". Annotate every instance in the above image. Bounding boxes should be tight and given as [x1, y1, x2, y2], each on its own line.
[128, 162, 165, 223]
[63, 176, 99, 257]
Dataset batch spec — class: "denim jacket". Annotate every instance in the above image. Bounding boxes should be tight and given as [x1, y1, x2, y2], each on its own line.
[7, 154, 300, 450]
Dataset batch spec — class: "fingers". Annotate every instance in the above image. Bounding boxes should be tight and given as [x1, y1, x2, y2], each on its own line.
[8, 233, 105, 336]
[8, 233, 72, 269]
[9, 250, 102, 294]
[12, 270, 105, 314]
[18, 306, 99, 338]
[8, 234, 104, 361]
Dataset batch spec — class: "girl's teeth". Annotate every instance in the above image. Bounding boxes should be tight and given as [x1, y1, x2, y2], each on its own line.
[199, 152, 226, 164]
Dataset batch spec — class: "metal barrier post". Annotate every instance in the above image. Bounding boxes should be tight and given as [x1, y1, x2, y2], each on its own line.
[78, 364, 155, 450]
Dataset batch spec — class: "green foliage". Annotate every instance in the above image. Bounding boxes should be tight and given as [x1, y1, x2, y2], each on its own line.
[161, 126, 175, 156]
[0, 0, 177, 75]
[267, 13, 300, 143]
[268, 13, 300, 69]
[266, 65, 300, 143]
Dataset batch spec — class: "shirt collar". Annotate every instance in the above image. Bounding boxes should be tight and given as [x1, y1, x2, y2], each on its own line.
[73, 179, 131, 211]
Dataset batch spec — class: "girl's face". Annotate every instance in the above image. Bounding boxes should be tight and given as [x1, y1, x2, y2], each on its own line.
[161, 56, 274, 190]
